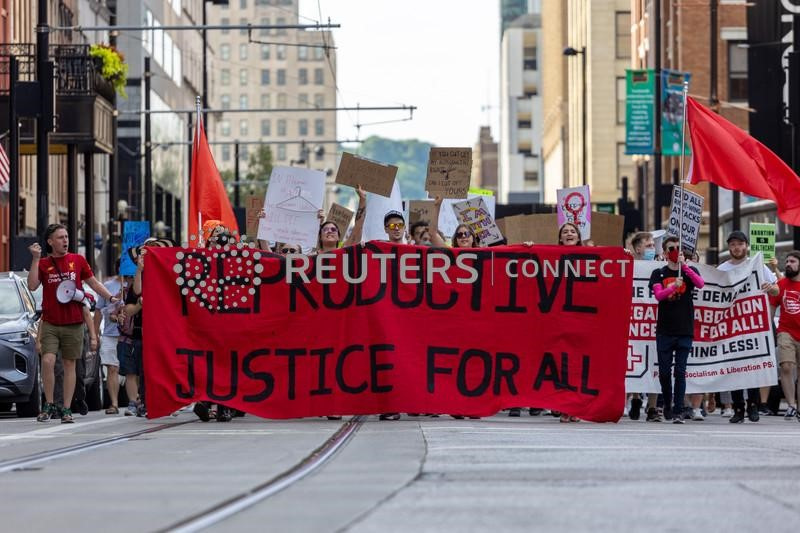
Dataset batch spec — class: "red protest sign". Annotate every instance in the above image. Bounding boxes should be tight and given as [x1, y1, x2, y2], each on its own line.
[143, 244, 633, 422]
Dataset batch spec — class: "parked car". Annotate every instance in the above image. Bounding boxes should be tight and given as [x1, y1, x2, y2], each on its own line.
[0, 272, 42, 418]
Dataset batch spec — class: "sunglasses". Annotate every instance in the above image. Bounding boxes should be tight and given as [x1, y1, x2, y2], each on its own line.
[280, 248, 299, 254]
[321, 226, 339, 234]
[386, 222, 405, 230]
[666, 246, 680, 252]
[455, 231, 471, 239]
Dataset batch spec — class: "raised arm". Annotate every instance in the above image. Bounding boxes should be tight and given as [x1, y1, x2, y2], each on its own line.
[429, 196, 447, 248]
[27, 243, 42, 291]
[343, 185, 367, 247]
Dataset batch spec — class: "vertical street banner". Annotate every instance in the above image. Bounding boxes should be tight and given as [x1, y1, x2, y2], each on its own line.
[627, 256, 777, 393]
[661, 70, 692, 156]
[625, 69, 655, 155]
[257, 166, 325, 252]
[749, 223, 775, 262]
[143, 243, 634, 422]
[557, 185, 591, 240]
[120, 221, 151, 276]
[667, 186, 704, 255]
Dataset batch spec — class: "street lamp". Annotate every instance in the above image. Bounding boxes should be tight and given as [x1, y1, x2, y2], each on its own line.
[563, 46, 587, 186]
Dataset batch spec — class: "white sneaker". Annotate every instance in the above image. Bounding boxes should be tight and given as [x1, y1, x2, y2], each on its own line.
[691, 408, 705, 421]
[721, 408, 734, 418]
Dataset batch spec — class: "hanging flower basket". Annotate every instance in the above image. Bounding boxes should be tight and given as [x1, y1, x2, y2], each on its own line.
[89, 43, 128, 98]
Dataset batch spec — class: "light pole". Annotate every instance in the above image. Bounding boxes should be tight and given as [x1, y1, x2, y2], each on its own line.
[564, 46, 587, 187]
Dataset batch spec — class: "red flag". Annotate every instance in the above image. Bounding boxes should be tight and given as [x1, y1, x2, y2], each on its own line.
[686, 96, 800, 225]
[188, 117, 238, 244]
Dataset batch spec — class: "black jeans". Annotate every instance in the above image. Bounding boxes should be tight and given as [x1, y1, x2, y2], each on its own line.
[731, 388, 760, 411]
[656, 334, 692, 416]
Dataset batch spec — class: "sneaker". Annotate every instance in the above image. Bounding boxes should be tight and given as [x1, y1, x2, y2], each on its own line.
[378, 413, 400, 421]
[645, 408, 660, 422]
[136, 402, 146, 417]
[758, 403, 771, 416]
[629, 399, 642, 421]
[216, 407, 232, 422]
[691, 408, 705, 421]
[36, 402, 57, 423]
[672, 416, 685, 424]
[785, 406, 798, 420]
[125, 402, 137, 417]
[528, 408, 543, 416]
[508, 407, 521, 417]
[747, 404, 760, 422]
[721, 408, 734, 418]
[75, 399, 89, 416]
[193, 402, 211, 422]
[60, 408, 74, 424]
[730, 410, 745, 423]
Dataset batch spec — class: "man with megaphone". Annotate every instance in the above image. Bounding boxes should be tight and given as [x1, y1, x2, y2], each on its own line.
[27, 224, 119, 423]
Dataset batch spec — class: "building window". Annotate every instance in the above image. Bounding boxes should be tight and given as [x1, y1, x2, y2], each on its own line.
[524, 171, 538, 183]
[240, 17, 248, 35]
[220, 44, 230, 61]
[314, 46, 325, 60]
[221, 18, 230, 34]
[277, 69, 286, 85]
[239, 43, 248, 60]
[616, 76, 626, 124]
[240, 0, 247, 8]
[615, 11, 631, 59]
[261, 94, 271, 108]
[221, 94, 231, 109]
[222, 145, 231, 161]
[277, 93, 287, 108]
[314, 68, 324, 85]
[314, 93, 324, 107]
[239, 94, 248, 109]
[298, 119, 308, 135]
[239, 68, 248, 85]
[298, 68, 308, 85]
[299, 93, 309, 107]
[298, 46, 308, 61]
[728, 42, 748, 101]
[240, 119, 249, 136]
[276, 17, 286, 36]
[220, 120, 231, 136]
[261, 69, 270, 85]
[240, 145, 249, 161]
[277, 45, 287, 60]
[277, 119, 287, 136]
[259, 18, 269, 37]
[523, 46, 537, 70]
[315, 119, 324, 136]
[260, 44, 270, 60]
[221, 68, 230, 86]
[517, 120, 532, 129]
[277, 144, 286, 161]
[261, 119, 271, 136]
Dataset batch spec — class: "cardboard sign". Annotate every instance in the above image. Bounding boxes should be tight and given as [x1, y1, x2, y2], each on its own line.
[667, 186, 704, 254]
[245, 195, 263, 238]
[589, 212, 625, 246]
[335, 152, 398, 198]
[502, 214, 559, 245]
[327, 203, 354, 238]
[426, 147, 472, 198]
[258, 166, 325, 252]
[452, 197, 503, 245]
[557, 185, 591, 240]
[407, 200, 435, 226]
[120, 221, 150, 276]
[749, 222, 775, 262]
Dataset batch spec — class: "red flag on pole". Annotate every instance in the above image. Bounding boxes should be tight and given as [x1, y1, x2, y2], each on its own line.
[686, 96, 800, 226]
[188, 117, 238, 244]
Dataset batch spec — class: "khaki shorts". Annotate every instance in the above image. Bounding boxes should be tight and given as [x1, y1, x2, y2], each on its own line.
[39, 321, 84, 360]
[776, 332, 800, 366]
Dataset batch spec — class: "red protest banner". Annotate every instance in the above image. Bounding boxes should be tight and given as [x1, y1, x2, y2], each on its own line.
[143, 243, 633, 422]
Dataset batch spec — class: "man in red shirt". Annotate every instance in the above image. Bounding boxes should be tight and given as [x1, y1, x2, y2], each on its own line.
[27, 224, 118, 423]
[766, 251, 800, 421]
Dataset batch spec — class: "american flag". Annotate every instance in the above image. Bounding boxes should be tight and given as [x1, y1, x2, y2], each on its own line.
[0, 143, 9, 191]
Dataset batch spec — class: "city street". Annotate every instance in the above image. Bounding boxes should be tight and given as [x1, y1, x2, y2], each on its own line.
[1, 411, 799, 532]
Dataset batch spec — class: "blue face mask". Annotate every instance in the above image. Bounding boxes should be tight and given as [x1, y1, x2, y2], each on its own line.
[643, 249, 656, 261]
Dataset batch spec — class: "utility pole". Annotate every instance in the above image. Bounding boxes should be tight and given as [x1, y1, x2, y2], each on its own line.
[8, 56, 19, 268]
[144, 56, 153, 227]
[36, 0, 52, 238]
[707, 0, 720, 265]
[85, 152, 95, 271]
[234, 141, 240, 208]
[792, 13, 800, 250]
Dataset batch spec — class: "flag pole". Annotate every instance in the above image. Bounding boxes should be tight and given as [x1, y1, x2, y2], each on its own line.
[188, 95, 202, 247]
[678, 79, 689, 279]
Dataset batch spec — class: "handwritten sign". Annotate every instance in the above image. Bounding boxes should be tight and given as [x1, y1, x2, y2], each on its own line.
[120, 221, 150, 276]
[245, 195, 262, 238]
[426, 147, 472, 198]
[557, 185, 591, 240]
[667, 186, 704, 254]
[258, 166, 325, 252]
[327, 203, 354, 238]
[335, 152, 398, 198]
[452, 197, 503, 245]
[407, 200, 435, 225]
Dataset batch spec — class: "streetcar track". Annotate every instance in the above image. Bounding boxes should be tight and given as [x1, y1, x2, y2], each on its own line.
[0, 419, 195, 474]
[158, 415, 365, 533]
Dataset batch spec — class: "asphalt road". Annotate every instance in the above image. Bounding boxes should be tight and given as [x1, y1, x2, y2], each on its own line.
[1, 410, 799, 532]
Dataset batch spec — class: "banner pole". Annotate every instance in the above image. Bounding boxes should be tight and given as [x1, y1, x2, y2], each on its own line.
[678, 79, 689, 279]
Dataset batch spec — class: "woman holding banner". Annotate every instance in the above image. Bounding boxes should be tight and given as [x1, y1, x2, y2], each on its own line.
[428, 196, 480, 248]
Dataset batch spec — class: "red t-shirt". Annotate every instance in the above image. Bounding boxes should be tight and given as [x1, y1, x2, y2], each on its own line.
[769, 277, 800, 341]
[38, 253, 93, 325]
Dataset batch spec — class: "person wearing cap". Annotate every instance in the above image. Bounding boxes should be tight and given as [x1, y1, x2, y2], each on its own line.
[718, 230, 778, 423]
[27, 224, 117, 423]
[383, 210, 406, 245]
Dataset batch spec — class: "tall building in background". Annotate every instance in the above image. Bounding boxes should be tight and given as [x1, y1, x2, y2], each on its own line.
[471, 126, 498, 191]
[499, 8, 542, 204]
[541, 0, 567, 204]
[206, 0, 337, 204]
[501, 0, 530, 36]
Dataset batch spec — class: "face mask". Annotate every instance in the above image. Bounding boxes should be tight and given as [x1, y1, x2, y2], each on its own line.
[666, 249, 680, 263]
[643, 249, 656, 261]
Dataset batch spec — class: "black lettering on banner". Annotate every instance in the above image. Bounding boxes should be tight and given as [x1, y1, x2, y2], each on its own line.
[533, 352, 559, 390]
[369, 344, 395, 393]
[580, 355, 599, 396]
[217, 253, 253, 314]
[206, 350, 238, 401]
[390, 246, 424, 308]
[289, 259, 319, 311]
[335, 344, 368, 394]
[322, 253, 355, 309]
[356, 243, 387, 306]
[275, 348, 306, 400]
[467, 251, 493, 312]
[426, 346, 459, 393]
[563, 252, 599, 314]
[495, 252, 527, 313]
[175, 348, 204, 398]
[559, 352, 578, 392]
[310, 347, 334, 396]
[179, 253, 212, 316]
[493, 352, 520, 395]
[251, 256, 286, 314]
[424, 247, 458, 310]
[535, 256, 564, 313]
[457, 349, 492, 397]
[242, 349, 274, 402]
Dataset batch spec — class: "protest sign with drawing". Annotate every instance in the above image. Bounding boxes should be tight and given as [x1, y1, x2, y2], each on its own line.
[557, 185, 591, 240]
[335, 152, 398, 197]
[257, 166, 325, 252]
[407, 200, 435, 226]
[667, 185, 704, 254]
[749, 222, 775, 262]
[426, 147, 472, 199]
[452, 197, 503, 245]
[327, 203, 354, 238]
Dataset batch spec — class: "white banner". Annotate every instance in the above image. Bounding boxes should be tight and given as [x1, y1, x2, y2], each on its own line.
[627, 256, 778, 393]
[257, 166, 325, 253]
